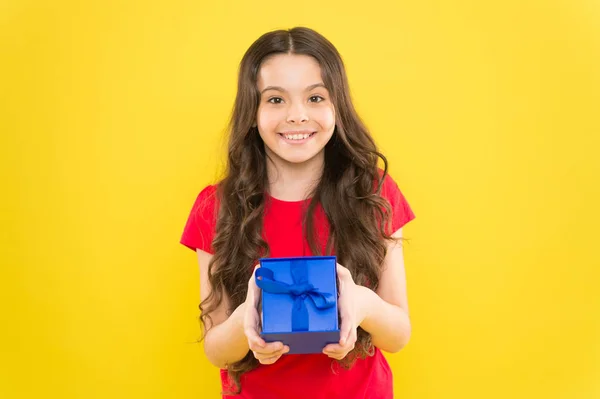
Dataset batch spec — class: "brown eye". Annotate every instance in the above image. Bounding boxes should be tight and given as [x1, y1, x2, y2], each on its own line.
[268, 97, 283, 104]
[309, 95, 324, 103]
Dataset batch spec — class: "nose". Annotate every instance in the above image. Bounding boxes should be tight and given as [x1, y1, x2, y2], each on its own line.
[286, 102, 309, 124]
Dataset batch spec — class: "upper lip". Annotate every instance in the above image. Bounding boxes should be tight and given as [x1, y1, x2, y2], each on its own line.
[279, 130, 315, 135]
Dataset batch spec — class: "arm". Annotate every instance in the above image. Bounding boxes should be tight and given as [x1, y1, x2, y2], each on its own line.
[196, 249, 249, 368]
[196, 249, 288, 368]
[359, 227, 411, 352]
[323, 228, 411, 358]
[357, 227, 411, 352]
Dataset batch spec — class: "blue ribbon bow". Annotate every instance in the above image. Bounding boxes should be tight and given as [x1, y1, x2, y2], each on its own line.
[255, 261, 336, 331]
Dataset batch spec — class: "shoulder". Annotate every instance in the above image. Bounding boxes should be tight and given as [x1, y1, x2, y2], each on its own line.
[199, 183, 218, 198]
[185, 183, 218, 215]
[376, 168, 416, 231]
[377, 168, 401, 199]
[180, 184, 220, 253]
[187, 184, 222, 230]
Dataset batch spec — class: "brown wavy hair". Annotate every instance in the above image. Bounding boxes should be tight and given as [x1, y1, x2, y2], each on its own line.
[200, 27, 398, 394]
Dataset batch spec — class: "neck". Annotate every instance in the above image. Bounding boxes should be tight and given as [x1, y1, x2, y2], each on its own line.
[266, 152, 324, 202]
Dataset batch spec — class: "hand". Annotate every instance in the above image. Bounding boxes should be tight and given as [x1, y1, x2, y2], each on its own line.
[243, 265, 290, 365]
[322, 263, 366, 360]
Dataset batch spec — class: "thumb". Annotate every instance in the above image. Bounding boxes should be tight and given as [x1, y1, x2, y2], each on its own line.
[248, 264, 262, 302]
[246, 265, 257, 294]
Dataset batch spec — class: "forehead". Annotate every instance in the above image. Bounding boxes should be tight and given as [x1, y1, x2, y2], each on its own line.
[257, 54, 323, 90]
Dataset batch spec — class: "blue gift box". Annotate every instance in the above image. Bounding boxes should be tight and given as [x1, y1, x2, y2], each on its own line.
[256, 256, 340, 354]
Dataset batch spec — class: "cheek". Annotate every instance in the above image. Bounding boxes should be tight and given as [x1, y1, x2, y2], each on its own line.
[313, 106, 336, 131]
[257, 107, 283, 131]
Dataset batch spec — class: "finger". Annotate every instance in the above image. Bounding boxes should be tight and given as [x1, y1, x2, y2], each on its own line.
[253, 345, 289, 359]
[323, 341, 354, 356]
[251, 341, 286, 355]
[247, 265, 259, 289]
[243, 311, 262, 339]
[251, 344, 282, 356]
[253, 348, 289, 364]
[323, 343, 343, 352]
[257, 354, 282, 365]
[247, 264, 261, 288]
[244, 326, 266, 349]
[263, 342, 288, 353]
[336, 263, 348, 272]
[323, 349, 350, 360]
[251, 263, 260, 277]
[247, 265, 261, 300]
[349, 327, 357, 346]
[342, 323, 356, 347]
[336, 263, 351, 277]
[339, 315, 353, 346]
[323, 347, 353, 360]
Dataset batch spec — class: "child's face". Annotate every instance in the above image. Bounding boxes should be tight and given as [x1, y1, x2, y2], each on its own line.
[256, 53, 336, 166]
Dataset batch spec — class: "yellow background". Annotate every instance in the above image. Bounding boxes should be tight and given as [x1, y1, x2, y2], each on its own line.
[2, 1, 599, 398]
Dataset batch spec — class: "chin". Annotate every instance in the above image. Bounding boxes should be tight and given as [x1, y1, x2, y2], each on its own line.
[273, 149, 323, 165]
[280, 154, 318, 164]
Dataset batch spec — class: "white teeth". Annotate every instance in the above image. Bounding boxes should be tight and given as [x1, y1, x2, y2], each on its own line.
[283, 133, 313, 140]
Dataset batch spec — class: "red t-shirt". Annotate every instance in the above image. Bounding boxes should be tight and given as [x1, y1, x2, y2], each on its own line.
[180, 173, 415, 399]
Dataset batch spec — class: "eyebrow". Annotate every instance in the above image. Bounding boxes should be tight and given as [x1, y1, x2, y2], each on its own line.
[260, 83, 326, 94]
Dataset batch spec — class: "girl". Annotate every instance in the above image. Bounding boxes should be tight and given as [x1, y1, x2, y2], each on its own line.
[181, 27, 415, 399]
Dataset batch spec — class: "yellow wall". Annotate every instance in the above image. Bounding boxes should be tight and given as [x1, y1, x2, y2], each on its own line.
[2, 1, 599, 398]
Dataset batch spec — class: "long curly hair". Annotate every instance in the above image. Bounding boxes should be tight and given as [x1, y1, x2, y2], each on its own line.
[200, 27, 398, 394]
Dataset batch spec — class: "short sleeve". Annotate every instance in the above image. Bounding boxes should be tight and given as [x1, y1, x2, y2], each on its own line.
[381, 172, 415, 233]
[180, 185, 219, 253]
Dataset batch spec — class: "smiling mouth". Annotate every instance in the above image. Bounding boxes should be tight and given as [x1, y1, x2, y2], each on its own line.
[278, 132, 316, 141]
